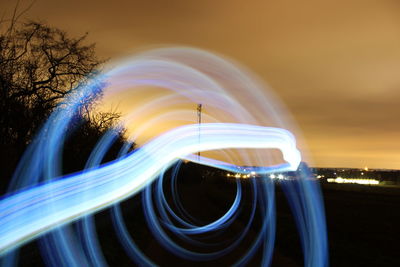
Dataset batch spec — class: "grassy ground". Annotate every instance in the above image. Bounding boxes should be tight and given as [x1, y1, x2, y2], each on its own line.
[14, 172, 400, 266]
[321, 183, 400, 266]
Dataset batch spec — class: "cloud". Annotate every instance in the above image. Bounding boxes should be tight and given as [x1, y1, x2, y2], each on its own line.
[2, 0, 399, 168]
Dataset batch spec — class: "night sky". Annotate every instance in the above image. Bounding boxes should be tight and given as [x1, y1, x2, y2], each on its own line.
[2, 0, 400, 169]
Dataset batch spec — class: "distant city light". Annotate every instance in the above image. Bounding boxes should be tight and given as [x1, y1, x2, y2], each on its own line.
[327, 177, 379, 185]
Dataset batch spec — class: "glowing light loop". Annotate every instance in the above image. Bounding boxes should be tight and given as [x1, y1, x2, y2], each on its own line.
[0, 47, 328, 267]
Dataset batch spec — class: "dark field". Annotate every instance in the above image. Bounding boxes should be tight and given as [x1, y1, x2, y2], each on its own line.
[14, 168, 400, 266]
[321, 184, 400, 266]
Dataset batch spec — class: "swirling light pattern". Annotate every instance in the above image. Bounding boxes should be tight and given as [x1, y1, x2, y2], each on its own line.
[0, 47, 328, 266]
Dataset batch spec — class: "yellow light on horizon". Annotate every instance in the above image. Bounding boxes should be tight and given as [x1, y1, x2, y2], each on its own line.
[327, 177, 379, 185]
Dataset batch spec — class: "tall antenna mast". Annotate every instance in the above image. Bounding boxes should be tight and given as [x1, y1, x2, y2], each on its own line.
[197, 104, 202, 161]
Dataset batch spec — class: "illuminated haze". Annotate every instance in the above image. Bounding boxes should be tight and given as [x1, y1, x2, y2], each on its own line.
[2, 0, 400, 169]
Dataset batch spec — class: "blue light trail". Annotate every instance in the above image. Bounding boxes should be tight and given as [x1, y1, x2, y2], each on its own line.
[0, 47, 328, 266]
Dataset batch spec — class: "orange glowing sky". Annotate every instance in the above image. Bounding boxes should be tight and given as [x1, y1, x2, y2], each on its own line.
[2, 0, 400, 169]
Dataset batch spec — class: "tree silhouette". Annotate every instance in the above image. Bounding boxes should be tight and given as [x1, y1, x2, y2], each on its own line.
[0, 20, 104, 143]
[0, 18, 129, 191]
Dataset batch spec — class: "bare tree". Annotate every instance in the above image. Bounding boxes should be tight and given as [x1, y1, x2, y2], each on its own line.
[0, 12, 128, 189]
[0, 18, 108, 143]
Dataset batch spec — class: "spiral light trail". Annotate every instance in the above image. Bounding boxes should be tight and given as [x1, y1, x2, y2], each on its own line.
[0, 47, 328, 266]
